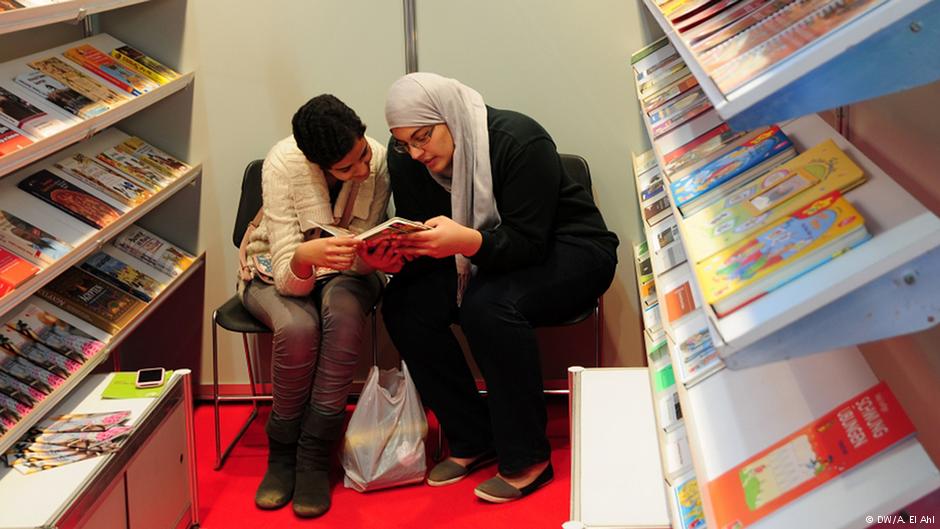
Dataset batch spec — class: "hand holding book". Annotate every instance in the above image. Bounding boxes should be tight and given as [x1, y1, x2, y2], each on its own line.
[389, 215, 481, 259]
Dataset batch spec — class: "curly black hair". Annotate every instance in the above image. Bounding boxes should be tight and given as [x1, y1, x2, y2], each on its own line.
[291, 94, 366, 169]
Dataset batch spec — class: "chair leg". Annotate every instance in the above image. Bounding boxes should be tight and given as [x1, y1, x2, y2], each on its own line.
[593, 303, 601, 368]
[213, 321, 262, 470]
[212, 315, 223, 469]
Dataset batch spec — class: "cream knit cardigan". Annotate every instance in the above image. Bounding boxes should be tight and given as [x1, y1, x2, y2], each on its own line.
[243, 134, 390, 297]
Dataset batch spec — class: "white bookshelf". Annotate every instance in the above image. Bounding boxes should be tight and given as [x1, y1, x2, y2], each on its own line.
[0, 0, 149, 35]
[0, 33, 194, 179]
[640, 0, 938, 129]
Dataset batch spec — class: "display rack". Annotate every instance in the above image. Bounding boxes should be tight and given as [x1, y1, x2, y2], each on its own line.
[636, 61, 940, 369]
[0, 0, 148, 35]
[0, 32, 195, 179]
[641, 0, 940, 130]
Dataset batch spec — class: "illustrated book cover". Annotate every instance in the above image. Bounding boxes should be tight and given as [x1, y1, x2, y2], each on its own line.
[54, 152, 153, 209]
[80, 250, 164, 302]
[5, 303, 107, 362]
[0, 210, 72, 267]
[17, 169, 122, 229]
[14, 71, 107, 119]
[63, 44, 159, 96]
[113, 225, 195, 277]
[35, 267, 146, 334]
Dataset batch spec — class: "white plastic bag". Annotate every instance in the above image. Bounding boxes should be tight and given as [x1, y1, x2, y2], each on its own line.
[341, 362, 428, 492]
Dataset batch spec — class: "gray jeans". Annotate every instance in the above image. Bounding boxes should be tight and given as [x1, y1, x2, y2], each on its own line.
[241, 273, 382, 419]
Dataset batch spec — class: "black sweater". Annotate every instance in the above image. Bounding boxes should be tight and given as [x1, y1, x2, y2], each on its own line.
[387, 106, 618, 273]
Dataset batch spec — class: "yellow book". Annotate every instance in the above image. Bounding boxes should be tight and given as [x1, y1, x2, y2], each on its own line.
[695, 192, 869, 317]
[683, 139, 865, 262]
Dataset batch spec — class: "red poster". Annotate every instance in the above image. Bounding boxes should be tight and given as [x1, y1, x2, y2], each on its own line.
[708, 382, 915, 528]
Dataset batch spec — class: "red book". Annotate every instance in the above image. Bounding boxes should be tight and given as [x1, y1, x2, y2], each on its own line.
[708, 381, 916, 528]
[0, 124, 32, 157]
[664, 282, 696, 323]
[0, 245, 40, 298]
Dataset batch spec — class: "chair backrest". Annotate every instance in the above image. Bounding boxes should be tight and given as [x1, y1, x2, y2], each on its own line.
[232, 159, 265, 248]
[559, 153, 593, 196]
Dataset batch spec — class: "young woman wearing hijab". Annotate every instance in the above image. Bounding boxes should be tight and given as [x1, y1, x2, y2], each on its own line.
[239, 95, 395, 517]
[366, 72, 618, 502]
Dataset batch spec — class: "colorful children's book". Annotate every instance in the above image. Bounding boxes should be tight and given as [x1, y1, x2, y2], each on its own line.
[661, 123, 746, 178]
[672, 311, 722, 384]
[708, 381, 916, 529]
[63, 44, 159, 96]
[695, 192, 870, 316]
[0, 210, 72, 267]
[670, 125, 795, 216]
[109, 45, 181, 85]
[0, 85, 70, 138]
[113, 225, 195, 277]
[54, 153, 153, 209]
[14, 71, 107, 119]
[0, 246, 39, 299]
[80, 251, 164, 302]
[35, 267, 146, 334]
[683, 139, 866, 262]
[17, 169, 122, 229]
[673, 473, 706, 529]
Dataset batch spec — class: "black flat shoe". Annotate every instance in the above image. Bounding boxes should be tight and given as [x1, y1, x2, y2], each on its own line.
[473, 463, 554, 503]
[426, 449, 498, 487]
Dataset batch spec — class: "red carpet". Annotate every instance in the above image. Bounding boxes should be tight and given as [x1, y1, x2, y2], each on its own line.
[194, 397, 572, 528]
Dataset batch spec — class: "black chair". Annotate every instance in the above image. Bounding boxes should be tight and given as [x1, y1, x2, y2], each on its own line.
[210, 159, 381, 469]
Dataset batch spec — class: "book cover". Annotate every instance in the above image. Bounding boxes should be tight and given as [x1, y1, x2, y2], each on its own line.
[637, 255, 654, 284]
[657, 389, 683, 432]
[708, 381, 916, 529]
[652, 240, 687, 277]
[114, 136, 190, 179]
[663, 125, 754, 182]
[27, 57, 128, 109]
[0, 326, 80, 378]
[639, 63, 691, 99]
[664, 282, 697, 323]
[696, 192, 869, 315]
[0, 370, 45, 408]
[650, 88, 713, 138]
[670, 125, 793, 213]
[80, 251, 164, 302]
[675, 0, 744, 33]
[0, 210, 72, 267]
[630, 36, 670, 65]
[0, 85, 69, 138]
[35, 267, 146, 334]
[6, 303, 107, 361]
[639, 276, 658, 308]
[685, 0, 782, 48]
[673, 311, 721, 383]
[635, 51, 683, 85]
[654, 108, 724, 157]
[692, 0, 794, 54]
[95, 147, 172, 191]
[642, 74, 700, 114]
[633, 149, 659, 177]
[645, 335, 669, 368]
[652, 364, 676, 393]
[643, 196, 672, 227]
[0, 245, 39, 298]
[113, 225, 194, 277]
[0, 346, 63, 395]
[0, 123, 31, 157]
[674, 474, 706, 529]
[110, 45, 181, 85]
[14, 71, 107, 119]
[684, 139, 865, 261]
[320, 217, 430, 243]
[640, 174, 665, 203]
[63, 44, 159, 96]
[54, 153, 153, 209]
[17, 169, 122, 229]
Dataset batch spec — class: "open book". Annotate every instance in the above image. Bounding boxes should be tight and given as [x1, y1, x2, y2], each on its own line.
[318, 217, 430, 242]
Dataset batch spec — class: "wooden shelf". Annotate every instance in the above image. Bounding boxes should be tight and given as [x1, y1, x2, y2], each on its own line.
[640, 0, 940, 130]
[0, 33, 193, 179]
[0, 0, 149, 35]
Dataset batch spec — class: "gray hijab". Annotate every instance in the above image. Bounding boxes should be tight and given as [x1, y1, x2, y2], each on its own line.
[385, 72, 501, 304]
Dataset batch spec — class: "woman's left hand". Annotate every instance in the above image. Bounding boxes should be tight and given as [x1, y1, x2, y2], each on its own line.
[357, 239, 404, 273]
[393, 216, 482, 259]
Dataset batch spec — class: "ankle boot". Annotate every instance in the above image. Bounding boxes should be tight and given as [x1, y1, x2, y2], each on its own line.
[254, 413, 301, 509]
[293, 407, 347, 518]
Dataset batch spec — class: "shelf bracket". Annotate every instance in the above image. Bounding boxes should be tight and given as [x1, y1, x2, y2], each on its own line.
[722, 246, 940, 369]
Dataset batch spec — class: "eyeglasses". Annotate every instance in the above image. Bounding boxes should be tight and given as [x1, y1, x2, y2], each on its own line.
[391, 125, 436, 154]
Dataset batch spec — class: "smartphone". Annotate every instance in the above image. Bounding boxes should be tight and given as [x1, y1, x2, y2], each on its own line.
[135, 367, 165, 389]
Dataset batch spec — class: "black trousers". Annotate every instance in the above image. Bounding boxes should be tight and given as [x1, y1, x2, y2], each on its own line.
[382, 237, 616, 474]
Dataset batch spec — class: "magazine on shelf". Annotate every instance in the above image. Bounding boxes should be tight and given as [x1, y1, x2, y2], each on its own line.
[673, 473, 707, 529]
[656, 388, 683, 432]
[0, 85, 70, 138]
[642, 74, 700, 114]
[0, 391, 29, 422]
[674, 0, 746, 32]
[646, 334, 670, 369]
[27, 57, 129, 109]
[685, 0, 785, 48]
[649, 88, 713, 139]
[672, 311, 722, 384]
[95, 147, 173, 191]
[0, 326, 79, 378]
[649, 217, 687, 275]
[0, 370, 45, 408]
[654, 109, 724, 158]
[79, 250, 165, 302]
[6, 302, 107, 362]
[0, 123, 31, 157]
[114, 136, 191, 180]
[0, 343, 63, 395]
[54, 153, 153, 209]
[670, 125, 795, 216]
[635, 51, 683, 85]
[708, 381, 916, 529]
[696, 191, 871, 317]
[652, 363, 676, 393]
[639, 275, 658, 308]
[35, 267, 146, 334]
[63, 44, 159, 96]
[692, 0, 794, 53]
[642, 302, 663, 337]
[711, 0, 885, 92]
[630, 36, 670, 65]
[113, 225, 195, 277]
[632, 39, 676, 75]
[664, 426, 694, 482]
[637, 253, 654, 285]
[17, 169, 122, 229]
[110, 45, 181, 85]
[633, 149, 659, 177]
[640, 172, 665, 204]
[661, 123, 747, 179]
[639, 64, 691, 100]
[684, 139, 866, 261]
[643, 195, 673, 227]
[0, 245, 39, 298]
[14, 70, 107, 119]
[0, 210, 72, 267]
